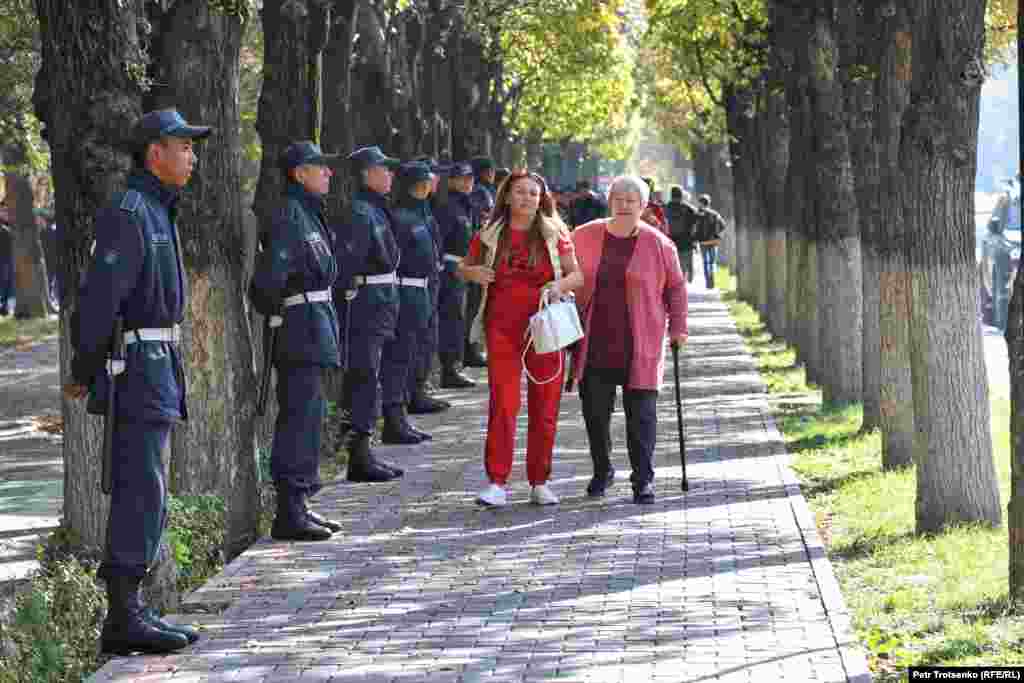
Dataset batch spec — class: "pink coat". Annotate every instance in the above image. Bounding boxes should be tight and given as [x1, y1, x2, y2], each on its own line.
[571, 219, 688, 391]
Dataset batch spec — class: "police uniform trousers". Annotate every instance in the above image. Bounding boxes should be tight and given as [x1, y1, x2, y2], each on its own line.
[100, 420, 172, 580]
[382, 303, 428, 407]
[271, 363, 325, 493]
[407, 276, 440, 396]
[438, 269, 465, 360]
[346, 289, 398, 434]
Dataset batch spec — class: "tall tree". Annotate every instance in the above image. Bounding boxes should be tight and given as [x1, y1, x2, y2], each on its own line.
[33, 0, 146, 565]
[145, 0, 260, 558]
[901, 0, 999, 532]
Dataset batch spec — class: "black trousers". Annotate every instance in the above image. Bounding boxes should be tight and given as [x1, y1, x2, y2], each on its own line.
[100, 420, 172, 580]
[271, 364, 324, 493]
[579, 367, 658, 489]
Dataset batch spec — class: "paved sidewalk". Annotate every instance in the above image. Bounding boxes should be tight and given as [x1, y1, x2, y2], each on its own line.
[90, 284, 871, 682]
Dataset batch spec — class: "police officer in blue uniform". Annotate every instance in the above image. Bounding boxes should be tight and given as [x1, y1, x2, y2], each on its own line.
[249, 141, 344, 542]
[63, 108, 208, 655]
[333, 146, 404, 482]
[435, 161, 478, 388]
[406, 156, 450, 415]
[379, 161, 439, 443]
[464, 156, 497, 368]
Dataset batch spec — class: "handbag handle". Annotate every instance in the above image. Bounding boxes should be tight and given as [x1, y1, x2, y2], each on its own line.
[522, 288, 564, 385]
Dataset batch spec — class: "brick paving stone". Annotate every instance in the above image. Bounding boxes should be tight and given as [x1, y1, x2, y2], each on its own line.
[87, 285, 872, 683]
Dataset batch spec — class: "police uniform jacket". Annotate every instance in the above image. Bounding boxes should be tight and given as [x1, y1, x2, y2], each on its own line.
[332, 188, 400, 333]
[250, 182, 341, 367]
[71, 170, 188, 422]
[391, 198, 439, 330]
[469, 183, 495, 220]
[436, 190, 477, 276]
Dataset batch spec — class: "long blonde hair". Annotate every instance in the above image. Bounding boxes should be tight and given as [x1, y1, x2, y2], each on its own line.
[488, 170, 567, 267]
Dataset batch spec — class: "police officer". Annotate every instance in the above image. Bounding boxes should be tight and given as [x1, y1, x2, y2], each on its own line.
[984, 216, 1014, 331]
[464, 156, 496, 368]
[63, 108, 208, 655]
[380, 161, 439, 442]
[406, 156, 450, 415]
[435, 162, 478, 388]
[249, 141, 344, 542]
[333, 146, 404, 482]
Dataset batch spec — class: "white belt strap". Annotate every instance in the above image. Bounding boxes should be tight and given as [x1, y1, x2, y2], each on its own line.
[398, 276, 429, 288]
[125, 325, 181, 345]
[283, 289, 332, 307]
[354, 272, 397, 286]
[443, 254, 463, 264]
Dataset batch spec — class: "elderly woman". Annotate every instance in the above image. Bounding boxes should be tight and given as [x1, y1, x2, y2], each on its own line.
[570, 175, 688, 504]
[459, 170, 584, 507]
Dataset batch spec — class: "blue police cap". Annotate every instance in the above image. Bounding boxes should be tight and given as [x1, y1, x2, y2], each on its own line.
[411, 155, 446, 174]
[470, 156, 495, 173]
[134, 108, 212, 149]
[279, 141, 339, 173]
[397, 161, 434, 183]
[449, 161, 474, 177]
[347, 145, 401, 170]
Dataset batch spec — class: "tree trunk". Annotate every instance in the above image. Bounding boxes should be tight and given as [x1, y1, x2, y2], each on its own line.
[32, 0, 144, 559]
[725, 88, 752, 304]
[1009, 0, 1024, 601]
[146, 0, 259, 559]
[254, 0, 331, 224]
[758, 85, 789, 336]
[902, 1, 1000, 533]
[3, 140, 50, 318]
[874, 1, 915, 468]
[809, 7, 862, 405]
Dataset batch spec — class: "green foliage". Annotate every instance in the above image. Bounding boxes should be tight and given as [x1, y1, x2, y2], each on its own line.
[209, 0, 255, 21]
[165, 494, 226, 595]
[0, 0, 48, 174]
[0, 557, 105, 683]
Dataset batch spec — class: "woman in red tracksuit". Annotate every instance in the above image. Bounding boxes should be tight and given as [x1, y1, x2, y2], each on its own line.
[458, 171, 584, 507]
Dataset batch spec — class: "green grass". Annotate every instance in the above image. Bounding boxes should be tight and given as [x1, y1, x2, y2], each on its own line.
[0, 315, 59, 348]
[718, 267, 1023, 680]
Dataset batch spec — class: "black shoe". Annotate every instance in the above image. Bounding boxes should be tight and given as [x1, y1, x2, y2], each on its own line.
[586, 468, 616, 498]
[400, 407, 432, 441]
[143, 608, 200, 644]
[408, 384, 449, 414]
[463, 346, 488, 368]
[441, 366, 476, 389]
[335, 407, 353, 435]
[306, 509, 343, 533]
[382, 404, 423, 445]
[271, 485, 332, 541]
[632, 483, 655, 505]
[347, 433, 403, 482]
[101, 577, 190, 655]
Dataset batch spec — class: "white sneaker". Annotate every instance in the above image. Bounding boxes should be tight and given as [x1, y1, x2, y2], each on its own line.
[476, 483, 508, 507]
[529, 484, 559, 506]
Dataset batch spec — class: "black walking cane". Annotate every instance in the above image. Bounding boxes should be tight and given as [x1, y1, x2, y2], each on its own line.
[671, 340, 688, 491]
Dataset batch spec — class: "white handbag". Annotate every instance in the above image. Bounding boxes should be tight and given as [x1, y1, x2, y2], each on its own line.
[522, 288, 584, 384]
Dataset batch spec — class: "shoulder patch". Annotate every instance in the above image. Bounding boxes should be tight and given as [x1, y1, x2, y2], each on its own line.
[119, 190, 142, 214]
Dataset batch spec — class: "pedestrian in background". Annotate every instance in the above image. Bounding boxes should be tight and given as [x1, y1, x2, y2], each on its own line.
[459, 170, 583, 507]
[695, 193, 727, 289]
[571, 174, 688, 505]
[665, 186, 699, 283]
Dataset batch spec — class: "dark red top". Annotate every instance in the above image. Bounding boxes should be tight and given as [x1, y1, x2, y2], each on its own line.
[586, 232, 637, 371]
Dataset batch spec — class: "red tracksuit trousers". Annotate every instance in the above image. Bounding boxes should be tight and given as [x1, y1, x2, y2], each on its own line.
[484, 282, 564, 486]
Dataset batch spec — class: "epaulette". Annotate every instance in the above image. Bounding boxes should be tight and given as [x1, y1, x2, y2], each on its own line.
[119, 190, 142, 214]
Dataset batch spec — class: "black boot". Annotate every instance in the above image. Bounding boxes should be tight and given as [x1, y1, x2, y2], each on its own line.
[347, 432, 403, 482]
[463, 343, 488, 368]
[300, 491, 343, 533]
[398, 404, 432, 441]
[408, 381, 450, 414]
[143, 608, 200, 645]
[382, 404, 423, 445]
[440, 359, 476, 389]
[101, 576, 190, 655]
[271, 484, 332, 541]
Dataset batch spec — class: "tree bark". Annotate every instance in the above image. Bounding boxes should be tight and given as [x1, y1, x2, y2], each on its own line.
[254, 0, 332, 224]
[902, 0, 1000, 532]
[1009, 0, 1024, 601]
[3, 140, 50, 318]
[725, 88, 752, 304]
[809, 5, 862, 405]
[874, 1, 914, 468]
[146, 0, 259, 559]
[758, 84, 789, 336]
[32, 0, 144, 559]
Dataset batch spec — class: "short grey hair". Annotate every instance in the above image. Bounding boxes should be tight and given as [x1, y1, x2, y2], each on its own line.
[609, 175, 650, 205]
